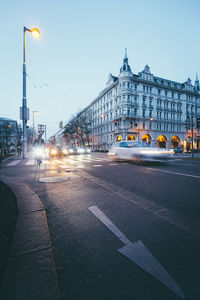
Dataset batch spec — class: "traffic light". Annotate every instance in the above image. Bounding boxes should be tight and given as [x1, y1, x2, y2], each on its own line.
[134, 122, 137, 129]
[114, 120, 118, 126]
[8, 124, 11, 128]
[196, 117, 200, 129]
[129, 121, 133, 128]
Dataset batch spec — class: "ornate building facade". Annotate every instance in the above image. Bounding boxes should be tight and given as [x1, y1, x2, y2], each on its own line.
[67, 50, 200, 151]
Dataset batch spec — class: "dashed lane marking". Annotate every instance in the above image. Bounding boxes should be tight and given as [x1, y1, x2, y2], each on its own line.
[147, 168, 200, 179]
[92, 165, 102, 167]
[25, 160, 35, 165]
[6, 160, 21, 166]
[89, 206, 185, 298]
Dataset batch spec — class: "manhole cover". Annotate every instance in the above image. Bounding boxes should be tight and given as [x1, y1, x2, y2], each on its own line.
[39, 177, 70, 183]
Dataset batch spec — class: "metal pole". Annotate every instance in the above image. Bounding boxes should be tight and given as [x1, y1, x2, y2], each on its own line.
[191, 115, 194, 158]
[22, 27, 27, 159]
[33, 111, 34, 139]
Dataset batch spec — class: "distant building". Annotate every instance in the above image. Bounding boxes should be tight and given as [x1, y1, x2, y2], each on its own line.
[67, 50, 200, 151]
[0, 117, 20, 157]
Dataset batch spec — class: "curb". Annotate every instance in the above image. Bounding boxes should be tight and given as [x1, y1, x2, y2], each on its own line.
[0, 175, 60, 300]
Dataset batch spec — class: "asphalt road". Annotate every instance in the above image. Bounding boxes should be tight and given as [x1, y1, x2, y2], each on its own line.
[1, 153, 200, 300]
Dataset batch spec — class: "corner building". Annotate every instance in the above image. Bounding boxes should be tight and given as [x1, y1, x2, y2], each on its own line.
[77, 50, 200, 151]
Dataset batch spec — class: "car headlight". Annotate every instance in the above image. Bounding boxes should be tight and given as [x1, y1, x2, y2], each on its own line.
[62, 149, 68, 154]
[78, 149, 84, 153]
[51, 149, 57, 155]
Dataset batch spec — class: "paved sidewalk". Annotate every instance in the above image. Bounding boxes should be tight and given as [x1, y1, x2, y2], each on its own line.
[0, 175, 59, 300]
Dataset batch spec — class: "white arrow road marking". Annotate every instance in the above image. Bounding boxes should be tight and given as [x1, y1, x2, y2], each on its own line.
[88, 206, 185, 299]
[88, 206, 131, 245]
[6, 160, 21, 166]
[147, 167, 200, 179]
[119, 241, 185, 299]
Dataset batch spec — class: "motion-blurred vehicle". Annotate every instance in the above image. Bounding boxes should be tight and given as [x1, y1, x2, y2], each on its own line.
[108, 141, 174, 162]
[62, 147, 70, 156]
[68, 146, 78, 154]
[76, 147, 91, 154]
[171, 147, 183, 153]
[49, 145, 63, 157]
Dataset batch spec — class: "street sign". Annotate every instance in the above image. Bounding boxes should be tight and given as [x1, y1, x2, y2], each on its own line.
[20, 107, 29, 120]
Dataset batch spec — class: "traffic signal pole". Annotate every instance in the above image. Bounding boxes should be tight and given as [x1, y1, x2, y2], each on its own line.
[191, 115, 194, 158]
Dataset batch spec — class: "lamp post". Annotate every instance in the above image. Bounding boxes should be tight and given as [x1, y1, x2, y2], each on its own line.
[21, 26, 40, 159]
[33, 110, 39, 140]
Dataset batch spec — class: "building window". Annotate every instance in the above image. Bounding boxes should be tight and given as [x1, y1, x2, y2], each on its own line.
[134, 108, 137, 116]
[135, 84, 137, 90]
[143, 109, 145, 117]
[143, 122, 145, 129]
[149, 110, 152, 118]
[149, 122, 152, 130]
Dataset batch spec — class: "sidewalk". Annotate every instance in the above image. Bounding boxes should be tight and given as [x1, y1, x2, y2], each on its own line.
[0, 175, 59, 300]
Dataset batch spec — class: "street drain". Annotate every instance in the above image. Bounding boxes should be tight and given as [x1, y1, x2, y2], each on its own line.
[39, 177, 70, 183]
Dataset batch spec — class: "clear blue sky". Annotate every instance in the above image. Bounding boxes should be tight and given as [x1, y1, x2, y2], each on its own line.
[1, 0, 200, 138]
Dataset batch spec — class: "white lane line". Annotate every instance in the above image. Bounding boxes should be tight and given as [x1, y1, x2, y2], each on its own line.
[42, 159, 50, 164]
[92, 157, 109, 161]
[88, 206, 185, 299]
[25, 160, 35, 165]
[65, 159, 79, 164]
[93, 165, 102, 167]
[147, 168, 200, 179]
[88, 206, 130, 245]
[6, 160, 21, 166]
[54, 160, 62, 164]
[109, 163, 117, 166]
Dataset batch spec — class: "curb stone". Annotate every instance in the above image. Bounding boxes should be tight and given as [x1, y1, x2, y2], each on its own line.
[0, 175, 60, 300]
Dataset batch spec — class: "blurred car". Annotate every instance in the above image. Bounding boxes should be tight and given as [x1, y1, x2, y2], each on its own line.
[62, 147, 70, 156]
[108, 141, 174, 162]
[76, 147, 91, 154]
[68, 146, 78, 155]
[49, 145, 63, 157]
[171, 147, 183, 153]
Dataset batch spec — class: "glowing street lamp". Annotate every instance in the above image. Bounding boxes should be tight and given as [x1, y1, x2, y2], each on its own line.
[21, 26, 40, 159]
[31, 28, 40, 39]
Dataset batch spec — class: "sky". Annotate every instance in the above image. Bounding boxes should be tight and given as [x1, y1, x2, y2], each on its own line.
[1, 0, 200, 138]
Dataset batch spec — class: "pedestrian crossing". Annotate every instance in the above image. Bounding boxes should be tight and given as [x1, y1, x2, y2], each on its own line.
[5, 155, 113, 169]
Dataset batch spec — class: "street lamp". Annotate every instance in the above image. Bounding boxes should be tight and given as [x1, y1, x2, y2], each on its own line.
[33, 110, 39, 139]
[21, 26, 40, 159]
